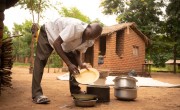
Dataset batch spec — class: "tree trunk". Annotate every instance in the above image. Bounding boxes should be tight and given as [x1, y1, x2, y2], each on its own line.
[173, 36, 177, 74]
[29, 35, 34, 74]
[29, 0, 35, 74]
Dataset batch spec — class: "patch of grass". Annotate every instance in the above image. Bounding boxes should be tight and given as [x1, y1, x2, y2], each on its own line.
[13, 62, 61, 68]
[151, 66, 180, 73]
[151, 66, 169, 72]
[13, 62, 30, 67]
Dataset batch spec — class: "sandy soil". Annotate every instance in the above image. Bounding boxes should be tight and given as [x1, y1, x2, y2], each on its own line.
[0, 66, 180, 110]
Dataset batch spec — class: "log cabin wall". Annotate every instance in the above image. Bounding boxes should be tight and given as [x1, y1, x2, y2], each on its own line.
[0, 0, 19, 66]
[0, 0, 6, 68]
[0, 0, 19, 94]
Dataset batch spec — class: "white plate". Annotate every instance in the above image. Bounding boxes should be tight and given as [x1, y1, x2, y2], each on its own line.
[75, 68, 99, 84]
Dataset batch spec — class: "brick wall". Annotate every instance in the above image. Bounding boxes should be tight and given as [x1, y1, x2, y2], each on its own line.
[94, 27, 145, 74]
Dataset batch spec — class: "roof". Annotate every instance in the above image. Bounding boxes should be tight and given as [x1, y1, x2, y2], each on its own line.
[165, 60, 180, 64]
[100, 22, 149, 46]
[6, 0, 19, 9]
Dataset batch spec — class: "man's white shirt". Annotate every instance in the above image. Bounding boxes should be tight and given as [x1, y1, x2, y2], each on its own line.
[45, 17, 94, 53]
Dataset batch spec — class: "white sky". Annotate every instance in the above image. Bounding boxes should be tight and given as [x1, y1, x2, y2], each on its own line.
[4, 0, 118, 31]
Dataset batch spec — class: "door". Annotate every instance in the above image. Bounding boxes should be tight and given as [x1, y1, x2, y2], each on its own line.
[84, 46, 94, 67]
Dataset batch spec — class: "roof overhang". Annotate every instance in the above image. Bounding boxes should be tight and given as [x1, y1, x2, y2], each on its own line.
[100, 22, 150, 46]
[5, 0, 19, 9]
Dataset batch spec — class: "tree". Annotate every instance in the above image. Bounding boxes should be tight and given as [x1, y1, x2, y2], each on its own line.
[91, 18, 104, 27]
[59, 7, 104, 26]
[12, 20, 32, 62]
[100, 0, 164, 35]
[3, 26, 11, 39]
[59, 7, 91, 23]
[18, 0, 50, 23]
[17, 0, 50, 73]
[166, 0, 180, 73]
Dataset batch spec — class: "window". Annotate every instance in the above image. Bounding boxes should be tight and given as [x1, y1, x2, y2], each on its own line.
[133, 46, 139, 56]
[116, 30, 124, 57]
[99, 37, 106, 64]
[99, 36, 106, 56]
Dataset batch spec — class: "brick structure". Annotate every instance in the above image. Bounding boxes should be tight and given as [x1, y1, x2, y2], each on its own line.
[62, 22, 149, 75]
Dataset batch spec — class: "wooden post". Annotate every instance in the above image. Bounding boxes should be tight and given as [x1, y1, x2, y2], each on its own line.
[29, 35, 34, 74]
[29, 23, 39, 74]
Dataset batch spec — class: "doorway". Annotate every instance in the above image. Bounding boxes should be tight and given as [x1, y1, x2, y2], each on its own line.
[84, 46, 94, 67]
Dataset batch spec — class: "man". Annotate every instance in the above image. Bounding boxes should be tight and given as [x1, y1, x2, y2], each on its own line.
[32, 17, 102, 104]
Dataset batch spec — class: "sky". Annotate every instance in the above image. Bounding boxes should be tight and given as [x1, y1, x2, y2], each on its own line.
[4, 0, 118, 32]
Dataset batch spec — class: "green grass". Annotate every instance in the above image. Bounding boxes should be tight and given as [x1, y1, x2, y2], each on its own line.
[151, 66, 169, 72]
[151, 66, 180, 73]
[13, 62, 61, 68]
[13, 62, 30, 67]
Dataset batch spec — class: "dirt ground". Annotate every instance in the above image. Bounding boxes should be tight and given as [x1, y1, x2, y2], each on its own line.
[0, 66, 180, 110]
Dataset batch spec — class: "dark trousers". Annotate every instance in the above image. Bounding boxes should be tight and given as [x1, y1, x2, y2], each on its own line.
[32, 25, 80, 99]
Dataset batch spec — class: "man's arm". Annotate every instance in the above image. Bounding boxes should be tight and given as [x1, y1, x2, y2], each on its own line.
[53, 36, 79, 74]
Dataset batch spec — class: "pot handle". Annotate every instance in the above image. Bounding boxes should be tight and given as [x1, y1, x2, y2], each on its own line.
[127, 76, 138, 82]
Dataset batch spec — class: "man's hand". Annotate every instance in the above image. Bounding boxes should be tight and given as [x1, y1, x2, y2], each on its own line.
[68, 64, 80, 75]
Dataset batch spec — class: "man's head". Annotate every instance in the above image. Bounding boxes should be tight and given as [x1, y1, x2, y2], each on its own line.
[84, 23, 102, 40]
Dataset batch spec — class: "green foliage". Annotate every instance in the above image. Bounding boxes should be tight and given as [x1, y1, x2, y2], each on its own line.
[148, 33, 174, 66]
[13, 62, 30, 67]
[166, 0, 180, 58]
[3, 26, 11, 39]
[49, 52, 63, 68]
[59, 7, 104, 26]
[151, 66, 180, 73]
[100, 0, 124, 15]
[102, 0, 165, 37]
[17, 0, 50, 16]
[91, 18, 104, 27]
[151, 66, 169, 72]
[12, 20, 32, 58]
[17, 0, 51, 24]
[59, 7, 91, 23]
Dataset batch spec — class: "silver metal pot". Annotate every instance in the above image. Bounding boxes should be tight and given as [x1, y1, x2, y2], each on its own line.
[74, 99, 98, 107]
[114, 88, 137, 100]
[113, 76, 137, 88]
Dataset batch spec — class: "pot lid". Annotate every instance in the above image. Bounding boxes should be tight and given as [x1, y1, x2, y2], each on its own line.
[113, 76, 137, 82]
[87, 85, 110, 88]
[114, 87, 137, 90]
